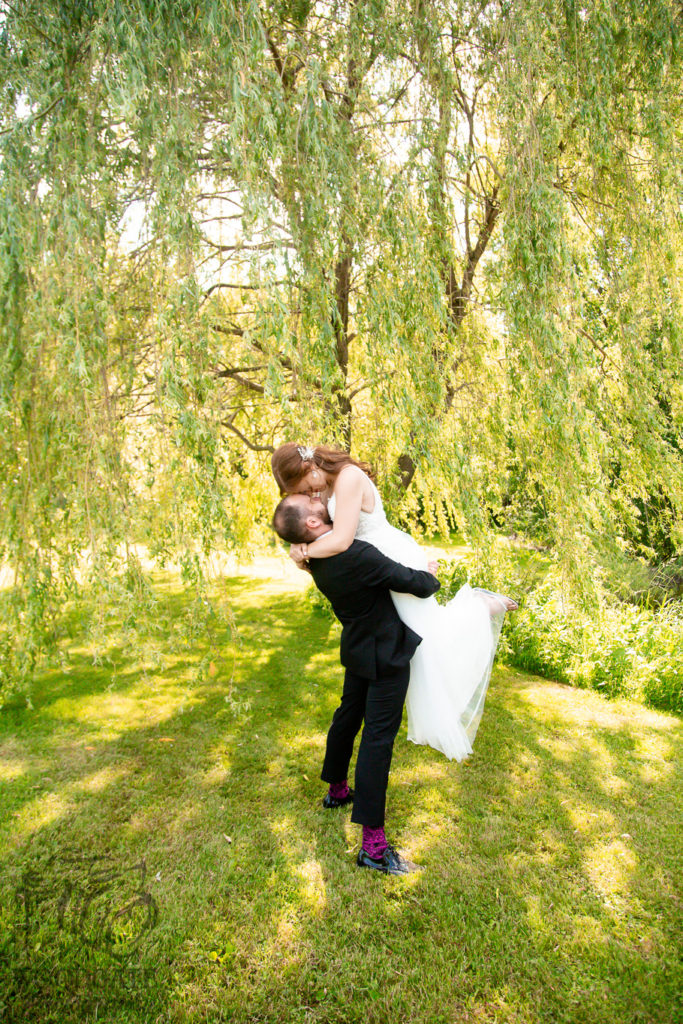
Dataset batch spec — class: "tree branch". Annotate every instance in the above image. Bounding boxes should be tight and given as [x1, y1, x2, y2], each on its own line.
[221, 417, 274, 453]
[0, 93, 65, 136]
[201, 238, 295, 253]
[214, 368, 265, 393]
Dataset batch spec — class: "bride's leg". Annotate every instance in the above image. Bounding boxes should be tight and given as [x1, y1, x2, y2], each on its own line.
[476, 589, 519, 614]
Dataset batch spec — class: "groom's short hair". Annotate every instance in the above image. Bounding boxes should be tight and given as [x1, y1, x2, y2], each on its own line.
[272, 496, 315, 544]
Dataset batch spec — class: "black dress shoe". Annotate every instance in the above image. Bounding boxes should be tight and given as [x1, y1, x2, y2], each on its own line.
[356, 844, 420, 875]
[322, 788, 354, 809]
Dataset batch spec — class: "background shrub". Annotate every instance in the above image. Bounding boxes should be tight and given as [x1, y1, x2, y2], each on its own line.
[438, 556, 683, 714]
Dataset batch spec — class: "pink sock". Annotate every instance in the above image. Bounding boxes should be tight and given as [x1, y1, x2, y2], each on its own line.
[362, 826, 387, 860]
[329, 780, 349, 800]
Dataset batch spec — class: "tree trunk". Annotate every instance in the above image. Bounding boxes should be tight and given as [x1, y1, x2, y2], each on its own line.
[332, 248, 353, 448]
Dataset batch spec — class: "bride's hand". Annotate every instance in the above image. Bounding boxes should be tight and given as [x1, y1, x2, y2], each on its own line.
[427, 559, 439, 575]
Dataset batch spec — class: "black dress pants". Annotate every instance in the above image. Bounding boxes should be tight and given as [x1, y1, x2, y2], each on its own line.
[320, 663, 410, 828]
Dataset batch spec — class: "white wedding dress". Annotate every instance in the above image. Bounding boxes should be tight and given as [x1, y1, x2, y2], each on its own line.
[328, 480, 507, 760]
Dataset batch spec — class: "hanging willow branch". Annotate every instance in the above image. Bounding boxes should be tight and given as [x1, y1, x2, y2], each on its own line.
[0, 0, 681, 696]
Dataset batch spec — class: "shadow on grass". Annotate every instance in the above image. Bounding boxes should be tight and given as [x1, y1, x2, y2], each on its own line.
[381, 673, 683, 1024]
[0, 576, 340, 1022]
[0, 576, 681, 1024]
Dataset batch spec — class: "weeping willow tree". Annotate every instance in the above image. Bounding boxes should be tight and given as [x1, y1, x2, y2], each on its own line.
[0, 0, 681, 694]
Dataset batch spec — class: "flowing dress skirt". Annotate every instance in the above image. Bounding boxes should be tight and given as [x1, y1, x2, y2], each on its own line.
[363, 520, 505, 761]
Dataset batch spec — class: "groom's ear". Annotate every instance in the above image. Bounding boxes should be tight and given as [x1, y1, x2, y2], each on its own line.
[304, 514, 322, 534]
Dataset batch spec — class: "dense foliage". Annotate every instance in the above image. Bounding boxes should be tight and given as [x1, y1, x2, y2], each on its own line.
[0, 1, 682, 696]
[438, 556, 683, 713]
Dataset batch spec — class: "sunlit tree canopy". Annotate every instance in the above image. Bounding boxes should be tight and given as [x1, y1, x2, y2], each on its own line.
[0, 0, 681, 691]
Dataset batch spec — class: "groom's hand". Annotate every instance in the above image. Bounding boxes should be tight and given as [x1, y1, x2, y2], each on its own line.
[427, 559, 439, 576]
[289, 544, 308, 568]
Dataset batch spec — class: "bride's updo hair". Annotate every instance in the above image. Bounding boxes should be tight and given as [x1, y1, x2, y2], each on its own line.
[271, 442, 375, 495]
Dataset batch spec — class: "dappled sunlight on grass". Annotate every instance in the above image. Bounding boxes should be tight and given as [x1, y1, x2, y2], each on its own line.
[304, 649, 340, 672]
[535, 733, 587, 762]
[392, 760, 449, 786]
[401, 817, 449, 864]
[198, 748, 234, 788]
[274, 909, 303, 958]
[269, 812, 300, 847]
[1, 568, 681, 1024]
[293, 859, 327, 915]
[583, 838, 638, 898]
[561, 795, 619, 836]
[632, 747, 676, 784]
[44, 690, 187, 731]
[568, 913, 611, 950]
[0, 758, 26, 782]
[11, 790, 72, 839]
[279, 732, 326, 758]
[70, 764, 129, 795]
[405, 781, 451, 817]
[513, 675, 680, 735]
[269, 813, 325, 874]
[597, 771, 630, 797]
[524, 893, 553, 937]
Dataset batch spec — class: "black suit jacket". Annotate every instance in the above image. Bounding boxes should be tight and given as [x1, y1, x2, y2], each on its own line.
[308, 539, 440, 680]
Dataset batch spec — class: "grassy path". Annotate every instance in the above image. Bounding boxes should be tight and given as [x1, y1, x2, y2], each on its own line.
[1, 568, 681, 1023]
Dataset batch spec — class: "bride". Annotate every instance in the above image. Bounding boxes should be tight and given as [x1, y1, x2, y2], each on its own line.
[271, 442, 517, 761]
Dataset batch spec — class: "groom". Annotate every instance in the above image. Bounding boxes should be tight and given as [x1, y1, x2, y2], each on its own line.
[272, 492, 440, 875]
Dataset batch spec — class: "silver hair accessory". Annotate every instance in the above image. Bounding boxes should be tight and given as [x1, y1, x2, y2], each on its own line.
[297, 445, 315, 462]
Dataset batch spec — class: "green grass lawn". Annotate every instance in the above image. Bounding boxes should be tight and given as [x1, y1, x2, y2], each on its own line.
[1, 566, 681, 1024]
